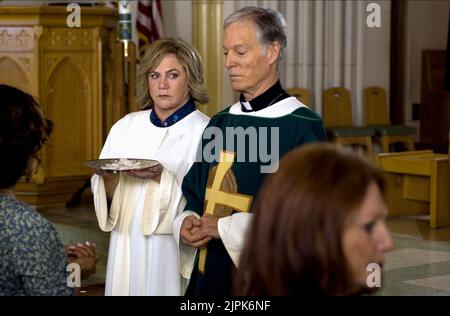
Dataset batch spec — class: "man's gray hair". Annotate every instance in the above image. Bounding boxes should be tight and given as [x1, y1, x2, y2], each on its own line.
[224, 6, 287, 62]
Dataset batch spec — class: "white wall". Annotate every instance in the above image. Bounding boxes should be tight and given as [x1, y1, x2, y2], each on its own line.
[363, 1, 391, 97]
[404, 0, 450, 130]
[160, 1, 192, 43]
[357, 0, 391, 128]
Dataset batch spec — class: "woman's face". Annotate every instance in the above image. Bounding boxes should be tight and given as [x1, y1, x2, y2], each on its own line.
[148, 54, 190, 122]
[342, 181, 394, 292]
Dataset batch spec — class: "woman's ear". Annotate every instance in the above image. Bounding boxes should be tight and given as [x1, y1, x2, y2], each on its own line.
[24, 155, 38, 181]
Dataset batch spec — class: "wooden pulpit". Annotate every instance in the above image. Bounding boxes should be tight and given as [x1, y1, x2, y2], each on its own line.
[0, 6, 119, 209]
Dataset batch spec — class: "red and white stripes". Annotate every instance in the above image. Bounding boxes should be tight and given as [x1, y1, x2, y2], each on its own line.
[137, 0, 164, 56]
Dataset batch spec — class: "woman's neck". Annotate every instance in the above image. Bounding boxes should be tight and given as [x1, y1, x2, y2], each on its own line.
[0, 186, 15, 197]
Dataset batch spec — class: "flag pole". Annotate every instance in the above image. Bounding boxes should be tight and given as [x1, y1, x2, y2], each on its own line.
[118, 0, 138, 113]
[118, 0, 132, 57]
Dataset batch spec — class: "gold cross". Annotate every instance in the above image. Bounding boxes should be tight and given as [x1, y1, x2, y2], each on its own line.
[198, 151, 252, 273]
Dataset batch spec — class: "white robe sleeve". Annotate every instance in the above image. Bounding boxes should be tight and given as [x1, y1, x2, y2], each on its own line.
[217, 212, 253, 267]
[90, 118, 122, 231]
[91, 173, 122, 232]
[173, 211, 201, 279]
[141, 167, 178, 235]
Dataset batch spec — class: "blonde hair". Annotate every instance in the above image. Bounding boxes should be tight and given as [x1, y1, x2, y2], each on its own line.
[137, 38, 209, 109]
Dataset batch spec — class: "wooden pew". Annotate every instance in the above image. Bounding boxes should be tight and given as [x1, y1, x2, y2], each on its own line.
[377, 150, 450, 228]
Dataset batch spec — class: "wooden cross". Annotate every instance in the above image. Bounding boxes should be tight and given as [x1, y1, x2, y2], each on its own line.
[198, 151, 252, 273]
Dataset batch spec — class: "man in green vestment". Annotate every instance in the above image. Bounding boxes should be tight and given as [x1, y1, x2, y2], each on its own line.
[173, 6, 327, 296]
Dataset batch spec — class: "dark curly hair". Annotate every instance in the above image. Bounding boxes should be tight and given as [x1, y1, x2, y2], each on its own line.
[0, 84, 53, 189]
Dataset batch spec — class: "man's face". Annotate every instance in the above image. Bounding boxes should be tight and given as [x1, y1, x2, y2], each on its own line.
[223, 19, 278, 99]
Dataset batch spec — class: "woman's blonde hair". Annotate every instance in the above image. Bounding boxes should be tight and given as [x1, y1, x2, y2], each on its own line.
[137, 38, 209, 109]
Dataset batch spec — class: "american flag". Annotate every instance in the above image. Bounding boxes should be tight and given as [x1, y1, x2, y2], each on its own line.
[137, 0, 164, 57]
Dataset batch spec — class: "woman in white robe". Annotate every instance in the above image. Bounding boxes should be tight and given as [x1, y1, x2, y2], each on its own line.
[91, 38, 209, 296]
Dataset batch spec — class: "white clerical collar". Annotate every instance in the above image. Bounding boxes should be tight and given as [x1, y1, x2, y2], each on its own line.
[229, 97, 308, 118]
[241, 100, 253, 111]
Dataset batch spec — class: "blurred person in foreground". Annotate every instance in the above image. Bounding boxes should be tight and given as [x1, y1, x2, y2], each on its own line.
[0, 84, 96, 296]
[234, 143, 394, 296]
